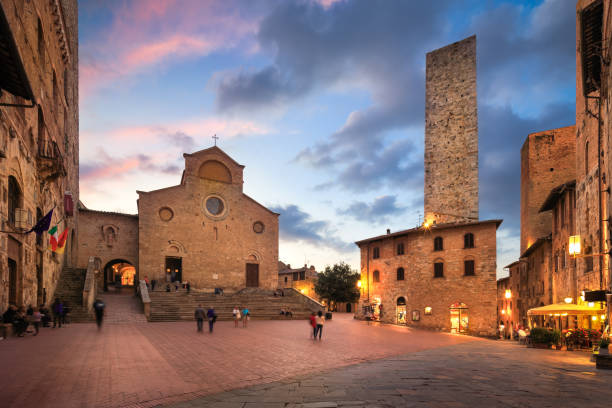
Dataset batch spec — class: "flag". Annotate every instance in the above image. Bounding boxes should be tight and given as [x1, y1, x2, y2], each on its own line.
[27, 209, 53, 235]
[55, 228, 69, 254]
[48, 225, 59, 251]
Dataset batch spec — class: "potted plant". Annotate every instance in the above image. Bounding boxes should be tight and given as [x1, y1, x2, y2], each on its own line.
[600, 338, 610, 356]
[530, 328, 554, 349]
[551, 330, 562, 350]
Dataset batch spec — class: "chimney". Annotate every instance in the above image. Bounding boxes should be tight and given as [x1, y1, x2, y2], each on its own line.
[386, 229, 391, 235]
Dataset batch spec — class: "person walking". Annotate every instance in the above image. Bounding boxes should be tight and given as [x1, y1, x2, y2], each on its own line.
[315, 310, 325, 340]
[232, 306, 241, 328]
[194, 304, 205, 333]
[52, 298, 63, 328]
[242, 306, 250, 328]
[207, 306, 217, 333]
[309, 312, 317, 339]
[32, 307, 42, 336]
[93, 299, 106, 330]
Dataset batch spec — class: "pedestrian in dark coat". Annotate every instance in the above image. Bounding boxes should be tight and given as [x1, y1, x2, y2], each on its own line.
[207, 306, 217, 333]
[52, 298, 63, 328]
[194, 304, 205, 333]
[93, 299, 105, 330]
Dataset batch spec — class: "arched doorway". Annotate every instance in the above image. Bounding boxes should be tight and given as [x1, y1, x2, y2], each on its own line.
[104, 259, 136, 292]
[450, 302, 468, 333]
[396, 297, 407, 324]
[346, 303, 352, 313]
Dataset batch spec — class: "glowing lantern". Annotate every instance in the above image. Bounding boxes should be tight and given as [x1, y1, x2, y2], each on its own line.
[588, 302, 595, 308]
[357, 281, 362, 288]
[592, 316, 598, 321]
[501, 310, 505, 315]
[424, 306, 432, 315]
[569, 235, 581, 256]
[505, 289, 512, 299]
[564, 297, 573, 304]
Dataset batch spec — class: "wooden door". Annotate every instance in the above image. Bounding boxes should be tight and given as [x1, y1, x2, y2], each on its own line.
[8, 237, 20, 305]
[246, 263, 259, 287]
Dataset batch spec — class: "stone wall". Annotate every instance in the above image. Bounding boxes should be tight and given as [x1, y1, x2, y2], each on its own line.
[138, 147, 279, 291]
[576, 0, 610, 293]
[424, 35, 478, 224]
[76, 209, 138, 287]
[0, 0, 79, 311]
[550, 187, 578, 304]
[357, 220, 499, 336]
[520, 126, 575, 254]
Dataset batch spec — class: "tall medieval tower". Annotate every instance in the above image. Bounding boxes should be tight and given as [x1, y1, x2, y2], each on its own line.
[424, 35, 479, 224]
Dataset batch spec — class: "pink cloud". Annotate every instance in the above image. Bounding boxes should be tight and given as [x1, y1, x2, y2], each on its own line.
[80, 0, 262, 101]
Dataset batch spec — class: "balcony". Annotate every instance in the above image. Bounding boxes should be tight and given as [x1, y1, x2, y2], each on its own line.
[37, 138, 66, 181]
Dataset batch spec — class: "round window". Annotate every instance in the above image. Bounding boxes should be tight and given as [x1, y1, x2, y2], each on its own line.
[159, 207, 174, 222]
[253, 221, 265, 234]
[205, 196, 225, 216]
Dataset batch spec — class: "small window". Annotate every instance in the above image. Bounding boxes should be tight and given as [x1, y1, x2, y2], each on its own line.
[434, 237, 443, 251]
[397, 267, 405, 281]
[434, 262, 444, 278]
[292, 272, 298, 281]
[464, 260, 475, 276]
[373, 270, 380, 283]
[397, 242, 404, 255]
[464, 233, 474, 249]
[299, 271, 305, 280]
[373, 247, 380, 259]
[8, 176, 22, 226]
[284, 276, 287, 283]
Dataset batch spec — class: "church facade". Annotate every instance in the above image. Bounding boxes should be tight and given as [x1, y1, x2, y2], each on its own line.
[77, 146, 280, 292]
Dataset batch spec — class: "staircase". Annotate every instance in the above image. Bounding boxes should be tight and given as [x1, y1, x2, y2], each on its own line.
[149, 289, 321, 322]
[99, 289, 148, 324]
[52, 267, 93, 322]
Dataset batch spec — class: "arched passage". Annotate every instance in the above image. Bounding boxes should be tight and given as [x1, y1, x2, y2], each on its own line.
[396, 296, 407, 324]
[104, 259, 136, 292]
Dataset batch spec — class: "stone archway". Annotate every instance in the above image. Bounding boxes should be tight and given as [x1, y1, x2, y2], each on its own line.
[103, 259, 136, 292]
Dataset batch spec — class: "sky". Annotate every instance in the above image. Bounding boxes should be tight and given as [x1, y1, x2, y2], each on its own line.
[78, 0, 576, 277]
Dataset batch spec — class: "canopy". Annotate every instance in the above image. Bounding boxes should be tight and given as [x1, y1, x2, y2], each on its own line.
[527, 303, 603, 316]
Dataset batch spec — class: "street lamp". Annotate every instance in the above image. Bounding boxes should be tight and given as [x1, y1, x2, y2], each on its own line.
[505, 289, 512, 299]
[564, 297, 573, 304]
[569, 235, 581, 256]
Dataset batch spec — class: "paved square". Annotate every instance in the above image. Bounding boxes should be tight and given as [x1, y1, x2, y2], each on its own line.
[1, 315, 610, 408]
[0, 314, 471, 408]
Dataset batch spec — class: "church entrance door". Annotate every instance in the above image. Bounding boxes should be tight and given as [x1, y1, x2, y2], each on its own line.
[8, 236, 20, 305]
[165, 257, 182, 283]
[246, 263, 259, 287]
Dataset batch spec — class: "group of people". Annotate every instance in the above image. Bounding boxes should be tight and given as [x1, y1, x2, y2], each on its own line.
[193, 305, 251, 333]
[1, 298, 69, 339]
[309, 311, 325, 340]
[280, 308, 293, 318]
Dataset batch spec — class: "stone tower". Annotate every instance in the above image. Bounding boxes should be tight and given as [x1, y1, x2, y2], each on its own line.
[424, 35, 479, 224]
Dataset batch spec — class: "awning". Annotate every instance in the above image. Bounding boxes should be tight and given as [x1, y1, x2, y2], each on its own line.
[0, 4, 35, 101]
[527, 303, 603, 316]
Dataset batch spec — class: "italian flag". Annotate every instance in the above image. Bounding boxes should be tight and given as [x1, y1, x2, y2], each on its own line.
[48, 225, 69, 253]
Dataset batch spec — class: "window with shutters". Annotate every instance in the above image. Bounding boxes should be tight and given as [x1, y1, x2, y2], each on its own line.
[373, 270, 380, 283]
[464, 260, 475, 276]
[580, 0, 603, 95]
[397, 267, 405, 281]
[464, 233, 474, 249]
[397, 242, 404, 255]
[373, 247, 380, 259]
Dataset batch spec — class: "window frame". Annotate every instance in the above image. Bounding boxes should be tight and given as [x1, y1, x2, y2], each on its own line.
[433, 262, 444, 278]
[433, 236, 443, 251]
[373, 247, 380, 259]
[373, 270, 380, 283]
[464, 259, 475, 276]
[396, 267, 405, 281]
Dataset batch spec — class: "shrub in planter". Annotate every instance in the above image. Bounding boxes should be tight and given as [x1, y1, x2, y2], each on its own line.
[531, 328, 556, 347]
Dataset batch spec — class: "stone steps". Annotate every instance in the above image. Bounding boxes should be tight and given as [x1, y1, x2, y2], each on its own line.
[52, 267, 93, 323]
[148, 290, 319, 322]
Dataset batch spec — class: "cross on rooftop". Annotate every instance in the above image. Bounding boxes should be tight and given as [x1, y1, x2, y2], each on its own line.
[212, 134, 219, 146]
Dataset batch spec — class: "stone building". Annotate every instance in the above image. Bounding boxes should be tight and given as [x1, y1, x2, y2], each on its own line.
[355, 36, 501, 337]
[520, 126, 576, 254]
[0, 0, 79, 312]
[278, 262, 317, 298]
[76, 204, 138, 291]
[77, 146, 280, 292]
[424, 35, 478, 224]
[576, 0, 610, 294]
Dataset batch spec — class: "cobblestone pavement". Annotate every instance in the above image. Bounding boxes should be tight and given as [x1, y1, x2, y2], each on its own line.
[0, 314, 472, 408]
[166, 340, 612, 408]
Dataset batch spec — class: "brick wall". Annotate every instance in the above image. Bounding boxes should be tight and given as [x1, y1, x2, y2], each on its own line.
[76, 209, 138, 288]
[520, 126, 575, 254]
[0, 0, 79, 311]
[357, 221, 499, 336]
[424, 36, 478, 224]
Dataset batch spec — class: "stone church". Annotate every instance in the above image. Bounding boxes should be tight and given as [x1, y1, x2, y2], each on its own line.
[76, 146, 280, 292]
[355, 36, 500, 337]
